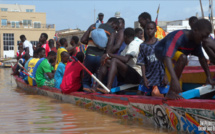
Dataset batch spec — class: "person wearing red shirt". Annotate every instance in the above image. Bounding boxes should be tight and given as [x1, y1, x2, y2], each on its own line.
[60, 52, 84, 94]
[40, 33, 50, 57]
[16, 45, 25, 60]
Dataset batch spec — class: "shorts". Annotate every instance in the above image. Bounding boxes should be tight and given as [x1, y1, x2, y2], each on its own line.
[43, 79, 55, 87]
[138, 85, 170, 94]
[117, 65, 142, 84]
[165, 51, 183, 87]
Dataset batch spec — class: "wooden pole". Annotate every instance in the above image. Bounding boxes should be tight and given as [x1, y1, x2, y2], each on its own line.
[200, 0, 204, 18]
[94, 5, 96, 23]
[211, 0, 214, 32]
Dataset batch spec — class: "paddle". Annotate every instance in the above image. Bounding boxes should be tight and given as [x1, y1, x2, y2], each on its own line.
[72, 56, 110, 93]
[17, 62, 34, 78]
[21, 71, 36, 80]
[111, 84, 139, 93]
[179, 85, 215, 99]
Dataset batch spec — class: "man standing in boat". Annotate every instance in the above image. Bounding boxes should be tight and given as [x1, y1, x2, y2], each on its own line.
[154, 19, 215, 100]
[20, 35, 34, 57]
[81, 17, 119, 92]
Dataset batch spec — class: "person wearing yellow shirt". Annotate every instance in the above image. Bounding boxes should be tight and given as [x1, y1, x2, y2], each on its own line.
[55, 38, 68, 70]
[28, 47, 46, 86]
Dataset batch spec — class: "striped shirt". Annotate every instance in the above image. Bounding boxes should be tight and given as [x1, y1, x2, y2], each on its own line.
[155, 30, 204, 61]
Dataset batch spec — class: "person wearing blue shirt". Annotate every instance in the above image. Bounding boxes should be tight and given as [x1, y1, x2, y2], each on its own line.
[54, 52, 70, 89]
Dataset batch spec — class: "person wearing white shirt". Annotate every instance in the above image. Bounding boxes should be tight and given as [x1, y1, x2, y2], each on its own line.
[20, 35, 34, 57]
[97, 28, 142, 93]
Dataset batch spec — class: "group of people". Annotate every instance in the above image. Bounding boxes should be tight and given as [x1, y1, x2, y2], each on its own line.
[13, 12, 215, 100]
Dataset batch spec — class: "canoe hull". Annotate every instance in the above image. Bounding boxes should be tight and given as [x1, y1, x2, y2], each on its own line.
[182, 66, 215, 84]
[14, 76, 215, 133]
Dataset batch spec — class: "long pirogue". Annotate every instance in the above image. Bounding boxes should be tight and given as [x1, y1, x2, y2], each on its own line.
[14, 75, 215, 134]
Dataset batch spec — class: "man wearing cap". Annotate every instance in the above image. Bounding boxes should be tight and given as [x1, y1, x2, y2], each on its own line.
[96, 13, 104, 24]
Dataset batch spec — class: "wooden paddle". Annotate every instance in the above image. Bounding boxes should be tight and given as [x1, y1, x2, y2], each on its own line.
[72, 56, 110, 93]
[180, 85, 215, 99]
[17, 62, 34, 79]
[111, 84, 139, 93]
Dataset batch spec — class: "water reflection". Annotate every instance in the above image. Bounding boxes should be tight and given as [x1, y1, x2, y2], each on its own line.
[0, 68, 175, 134]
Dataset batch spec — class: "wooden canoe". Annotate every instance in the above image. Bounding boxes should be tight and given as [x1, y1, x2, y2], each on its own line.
[14, 75, 215, 133]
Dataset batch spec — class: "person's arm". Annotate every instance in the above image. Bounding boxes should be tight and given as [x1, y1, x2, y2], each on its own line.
[199, 57, 215, 87]
[43, 62, 55, 79]
[141, 65, 149, 89]
[46, 72, 55, 79]
[25, 47, 29, 55]
[106, 32, 116, 53]
[24, 41, 31, 55]
[110, 32, 123, 54]
[108, 53, 132, 63]
[81, 24, 94, 44]
[202, 39, 215, 62]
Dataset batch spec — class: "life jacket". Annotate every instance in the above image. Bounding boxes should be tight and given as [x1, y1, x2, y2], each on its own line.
[31, 58, 46, 86]
[28, 58, 40, 86]
[91, 23, 110, 49]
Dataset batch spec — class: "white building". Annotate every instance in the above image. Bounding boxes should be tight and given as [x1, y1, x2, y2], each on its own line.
[161, 20, 191, 33]
[134, 20, 190, 33]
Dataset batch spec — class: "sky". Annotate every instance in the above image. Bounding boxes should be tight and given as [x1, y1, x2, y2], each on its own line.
[0, 0, 213, 31]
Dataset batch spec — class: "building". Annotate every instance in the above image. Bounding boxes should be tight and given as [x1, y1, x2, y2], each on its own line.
[56, 29, 85, 47]
[134, 17, 215, 34]
[160, 20, 190, 33]
[134, 20, 190, 33]
[0, 4, 55, 58]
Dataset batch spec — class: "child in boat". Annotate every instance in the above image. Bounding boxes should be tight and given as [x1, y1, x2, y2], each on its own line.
[97, 28, 142, 93]
[60, 52, 84, 94]
[54, 52, 70, 89]
[17, 54, 30, 78]
[70, 36, 86, 55]
[134, 28, 143, 40]
[137, 21, 169, 96]
[55, 38, 68, 70]
[40, 33, 50, 57]
[36, 51, 56, 87]
[154, 19, 215, 100]
[17, 45, 25, 61]
[27, 48, 46, 86]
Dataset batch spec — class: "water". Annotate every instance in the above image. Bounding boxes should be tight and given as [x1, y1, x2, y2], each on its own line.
[0, 68, 175, 134]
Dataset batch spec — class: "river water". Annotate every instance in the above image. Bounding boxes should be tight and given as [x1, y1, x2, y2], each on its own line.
[0, 68, 176, 134]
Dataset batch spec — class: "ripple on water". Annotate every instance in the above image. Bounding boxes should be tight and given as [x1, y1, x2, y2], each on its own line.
[0, 68, 176, 134]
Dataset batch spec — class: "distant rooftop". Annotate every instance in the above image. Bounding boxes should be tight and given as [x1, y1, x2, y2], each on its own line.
[56, 29, 85, 34]
[0, 4, 35, 12]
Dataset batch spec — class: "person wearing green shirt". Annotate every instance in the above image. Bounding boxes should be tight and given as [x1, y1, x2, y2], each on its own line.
[36, 51, 57, 87]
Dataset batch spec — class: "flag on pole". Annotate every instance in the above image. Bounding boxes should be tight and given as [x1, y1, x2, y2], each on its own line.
[155, 4, 166, 40]
[155, 4, 160, 25]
